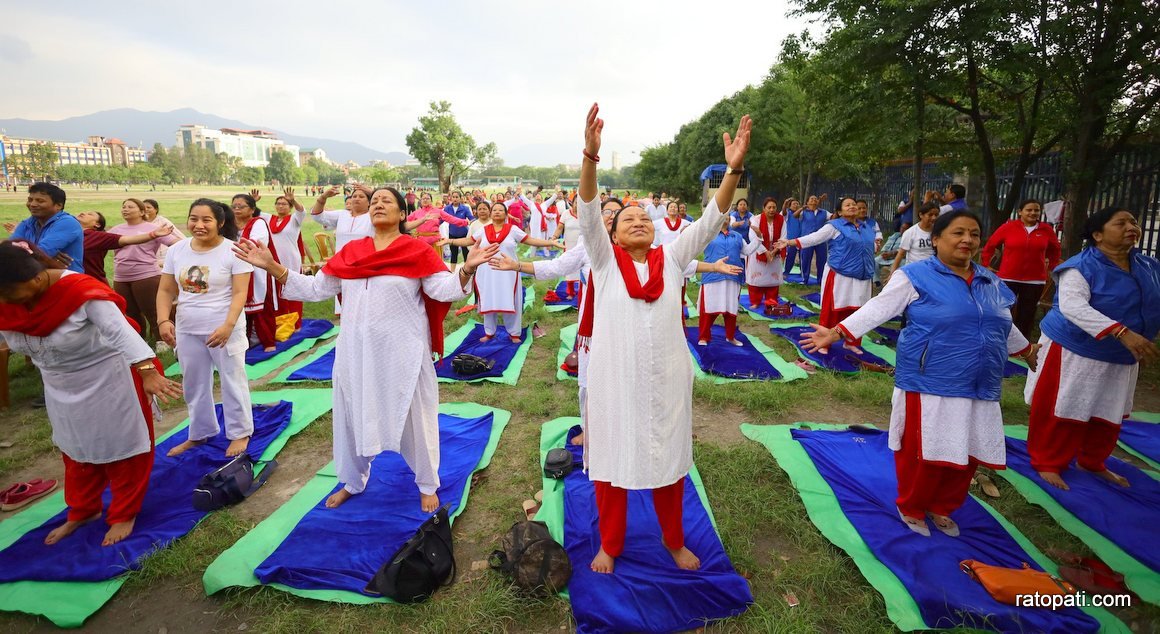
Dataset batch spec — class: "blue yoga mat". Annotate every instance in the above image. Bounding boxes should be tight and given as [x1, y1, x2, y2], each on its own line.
[770, 325, 892, 373]
[546, 281, 580, 310]
[801, 291, 822, 306]
[784, 272, 817, 285]
[0, 402, 293, 583]
[738, 294, 815, 321]
[253, 412, 495, 594]
[287, 346, 336, 382]
[559, 427, 752, 633]
[1004, 435, 1160, 572]
[1120, 419, 1160, 464]
[1003, 360, 1028, 378]
[245, 319, 334, 364]
[794, 428, 1099, 633]
[434, 324, 528, 381]
[685, 325, 781, 380]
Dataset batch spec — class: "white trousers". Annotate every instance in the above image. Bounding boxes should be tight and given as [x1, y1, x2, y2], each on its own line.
[177, 330, 254, 442]
[482, 290, 523, 336]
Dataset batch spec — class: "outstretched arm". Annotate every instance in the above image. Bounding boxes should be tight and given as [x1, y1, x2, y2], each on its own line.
[671, 115, 752, 267]
[578, 103, 612, 269]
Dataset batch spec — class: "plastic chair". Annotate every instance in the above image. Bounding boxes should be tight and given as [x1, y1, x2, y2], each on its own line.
[313, 233, 336, 264]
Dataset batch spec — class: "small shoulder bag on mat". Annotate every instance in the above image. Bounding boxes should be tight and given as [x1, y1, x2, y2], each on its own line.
[192, 453, 278, 512]
[960, 560, 1076, 606]
[365, 505, 456, 603]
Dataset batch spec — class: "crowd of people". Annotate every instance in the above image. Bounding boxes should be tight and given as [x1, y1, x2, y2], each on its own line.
[0, 107, 1157, 582]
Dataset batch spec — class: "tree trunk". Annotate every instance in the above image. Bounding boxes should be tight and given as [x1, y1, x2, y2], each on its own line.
[912, 83, 925, 219]
[1062, 117, 1104, 256]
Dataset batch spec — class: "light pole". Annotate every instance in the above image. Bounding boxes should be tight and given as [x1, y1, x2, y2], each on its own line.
[0, 128, 8, 185]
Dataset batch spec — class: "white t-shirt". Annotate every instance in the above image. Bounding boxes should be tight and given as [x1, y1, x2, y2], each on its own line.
[898, 225, 934, 264]
[163, 238, 254, 335]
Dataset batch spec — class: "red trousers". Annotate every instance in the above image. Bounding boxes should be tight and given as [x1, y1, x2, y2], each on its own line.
[895, 392, 977, 519]
[594, 479, 685, 556]
[1027, 342, 1121, 473]
[698, 292, 737, 341]
[819, 270, 863, 346]
[746, 284, 780, 308]
[64, 361, 157, 524]
[565, 281, 579, 298]
[246, 309, 277, 349]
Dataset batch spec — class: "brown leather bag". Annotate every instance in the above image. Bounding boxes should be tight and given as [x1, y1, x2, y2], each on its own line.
[960, 560, 1076, 606]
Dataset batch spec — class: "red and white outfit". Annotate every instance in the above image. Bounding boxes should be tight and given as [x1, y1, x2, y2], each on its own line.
[472, 223, 529, 337]
[0, 273, 158, 527]
[558, 207, 584, 296]
[652, 216, 690, 247]
[269, 210, 306, 328]
[795, 223, 873, 346]
[527, 194, 560, 241]
[240, 216, 280, 349]
[746, 214, 786, 308]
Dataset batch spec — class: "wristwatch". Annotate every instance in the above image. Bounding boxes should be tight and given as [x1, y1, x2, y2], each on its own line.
[725, 166, 745, 176]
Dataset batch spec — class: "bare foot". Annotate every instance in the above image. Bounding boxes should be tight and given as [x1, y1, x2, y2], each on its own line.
[326, 489, 354, 508]
[510, 336, 522, 344]
[818, 347, 830, 355]
[479, 335, 494, 343]
[847, 345, 865, 355]
[167, 438, 207, 457]
[570, 432, 585, 446]
[421, 492, 440, 513]
[44, 513, 100, 545]
[1080, 465, 1130, 487]
[590, 548, 615, 574]
[263, 346, 277, 353]
[667, 545, 701, 570]
[1037, 470, 1070, 490]
[103, 518, 136, 546]
[225, 436, 251, 458]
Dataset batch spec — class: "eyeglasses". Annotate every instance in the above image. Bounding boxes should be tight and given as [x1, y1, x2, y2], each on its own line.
[231, 204, 248, 210]
[600, 209, 615, 217]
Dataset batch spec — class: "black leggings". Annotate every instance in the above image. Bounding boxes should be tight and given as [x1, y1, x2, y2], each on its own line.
[448, 244, 469, 263]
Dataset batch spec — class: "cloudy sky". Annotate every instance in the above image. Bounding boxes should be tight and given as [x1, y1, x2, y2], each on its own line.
[0, 0, 812, 166]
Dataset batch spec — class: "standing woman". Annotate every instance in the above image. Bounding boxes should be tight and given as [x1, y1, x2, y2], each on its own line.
[76, 211, 172, 285]
[554, 191, 585, 299]
[652, 201, 690, 247]
[981, 199, 1062, 338]
[801, 211, 1038, 537]
[109, 198, 182, 346]
[269, 188, 307, 329]
[782, 198, 801, 276]
[775, 197, 877, 354]
[312, 186, 375, 253]
[1025, 207, 1160, 490]
[746, 197, 785, 310]
[231, 194, 280, 352]
[142, 199, 185, 270]
[578, 103, 751, 573]
[407, 192, 469, 249]
[728, 198, 754, 243]
[698, 218, 762, 345]
[234, 187, 498, 512]
[157, 199, 255, 458]
[0, 241, 181, 547]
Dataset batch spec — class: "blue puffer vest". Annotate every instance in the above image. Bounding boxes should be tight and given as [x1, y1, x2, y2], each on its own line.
[894, 258, 1015, 401]
[1040, 248, 1160, 364]
[826, 219, 876, 280]
[701, 230, 746, 285]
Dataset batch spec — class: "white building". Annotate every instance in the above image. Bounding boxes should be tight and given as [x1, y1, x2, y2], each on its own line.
[176, 125, 300, 168]
[611, 151, 621, 170]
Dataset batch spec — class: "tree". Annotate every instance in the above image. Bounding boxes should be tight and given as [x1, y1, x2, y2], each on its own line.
[234, 166, 265, 185]
[406, 101, 498, 192]
[128, 163, 162, 184]
[265, 149, 298, 185]
[9, 142, 59, 182]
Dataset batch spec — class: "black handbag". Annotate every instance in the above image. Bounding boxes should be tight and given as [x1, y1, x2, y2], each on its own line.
[365, 505, 456, 603]
[451, 353, 495, 377]
[543, 448, 575, 479]
[192, 453, 277, 512]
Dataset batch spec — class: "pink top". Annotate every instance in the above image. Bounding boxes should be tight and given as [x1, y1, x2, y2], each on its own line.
[406, 206, 470, 245]
[108, 222, 181, 282]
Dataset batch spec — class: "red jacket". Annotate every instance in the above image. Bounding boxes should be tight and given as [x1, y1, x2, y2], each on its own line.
[981, 220, 1061, 283]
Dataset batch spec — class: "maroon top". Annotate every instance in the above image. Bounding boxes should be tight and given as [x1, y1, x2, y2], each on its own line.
[83, 229, 124, 284]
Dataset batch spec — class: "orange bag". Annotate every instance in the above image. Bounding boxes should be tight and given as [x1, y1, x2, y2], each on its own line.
[960, 560, 1076, 606]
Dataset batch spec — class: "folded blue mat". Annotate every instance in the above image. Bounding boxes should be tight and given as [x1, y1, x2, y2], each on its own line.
[0, 402, 293, 583]
[801, 291, 822, 306]
[546, 281, 580, 310]
[1120, 419, 1160, 465]
[245, 319, 334, 364]
[794, 427, 1098, 633]
[559, 428, 752, 633]
[769, 325, 892, 373]
[286, 345, 336, 382]
[737, 294, 815, 321]
[435, 324, 528, 381]
[253, 412, 494, 594]
[685, 325, 781, 380]
[1004, 435, 1160, 572]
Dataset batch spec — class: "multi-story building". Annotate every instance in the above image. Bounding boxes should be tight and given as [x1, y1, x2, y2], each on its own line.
[0, 134, 149, 169]
[176, 125, 300, 168]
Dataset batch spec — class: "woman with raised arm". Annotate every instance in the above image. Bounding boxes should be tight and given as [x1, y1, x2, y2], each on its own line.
[269, 188, 307, 329]
[746, 197, 786, 311]
[108, 198, 182, 346]
[577, 103, 751, 574]
[234, 187, 498, 513]
[231, 194, 280, 352]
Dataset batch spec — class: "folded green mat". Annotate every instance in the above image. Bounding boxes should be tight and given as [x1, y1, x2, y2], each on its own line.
[740, 423, 1127, 633]
[0, 388, 333, 629]
[202, 402, 509, 603]
[164, 325, 338, 380]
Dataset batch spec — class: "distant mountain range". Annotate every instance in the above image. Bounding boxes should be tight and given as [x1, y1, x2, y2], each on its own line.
[0, 108, 410, 166]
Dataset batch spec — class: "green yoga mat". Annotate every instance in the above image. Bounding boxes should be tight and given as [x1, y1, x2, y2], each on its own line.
[0, 388, 334, 629]
[556, 323, 579, 382]
[769, 320, 898, 367]
[202, 402, 510, 603]
[438, 319, 534, 385]
[992, 425, 1160, 604]
[164, 324, 338, 380]
[689, 328, 810, 385]
[739, 423, 1128, 633]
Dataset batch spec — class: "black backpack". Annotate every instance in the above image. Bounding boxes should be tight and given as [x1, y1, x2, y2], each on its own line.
[489, 521, 571, 596]
[451, 353, 495, 377]
[192, 453, 277, 512]
[365, 505, 456, 603]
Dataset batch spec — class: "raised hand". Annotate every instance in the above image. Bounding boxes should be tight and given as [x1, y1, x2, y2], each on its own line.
[585, 103, 603, 156]
[711, 257, 742, 276]
[772, 239, 791, 251]
[723, 115, 752, 170]
[800, 323, 841, 353]
[232, 237, 279, 270]
[152, 223, 174, 238]
[283, 187, 296, 204]
[465, 242, 501, 270]
[320, 185, 339, 200]
[1, 222, 15, 234]
[250, 188, 262, 202]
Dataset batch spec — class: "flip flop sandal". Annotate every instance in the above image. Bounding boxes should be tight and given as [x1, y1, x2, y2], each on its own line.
[793, 359, 817, 374]
[927, 513, 960, 537]
[521, 499, 540, 520]
[974, 473, 1000, 498]
[897, 508, 930, 537]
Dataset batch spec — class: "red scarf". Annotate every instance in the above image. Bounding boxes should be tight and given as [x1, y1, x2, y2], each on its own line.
[268, 213, 305, 262]
[536, 202, 547, 233]
[484, 222, 515, 245]
[0, 273, 130, 336]
[242, 217, 281, 311]
[577, 245, 666, 349]
[322, 235, 454, 358]
[756, 214, 785, 263]
[664, 217, 684, 232]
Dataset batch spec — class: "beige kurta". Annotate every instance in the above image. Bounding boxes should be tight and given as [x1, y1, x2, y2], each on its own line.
[580, 195, 726, 489]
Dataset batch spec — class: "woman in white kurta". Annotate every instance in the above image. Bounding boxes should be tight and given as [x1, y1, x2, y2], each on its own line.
[652, 202, 690, 247]
[311, 186, 376, 315]
[269, 189, 307, 275]
[232, 194, 279, 352]
[578, 103, 751, 574]
[554, 199, 585, 297]
[0, 243, 181, 547]
[746, 198, 785, 309]
[235, 186, 497, 513]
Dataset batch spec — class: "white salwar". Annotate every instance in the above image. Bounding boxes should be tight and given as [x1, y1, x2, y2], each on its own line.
[797, 224, 871, 310]
[580, 195, 727, 489]
[473, 225, 527, 336]
[281, 266, 471, 495]
[746, 217, 785, 288]
[1024, 269, 1138, 423]
[840, 271, 1029, 466]
[270, 210, 306, 274]
[1, 275, 155, 464]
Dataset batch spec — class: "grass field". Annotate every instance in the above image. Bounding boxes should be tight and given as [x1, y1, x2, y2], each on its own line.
[0, 185, 1158, 633]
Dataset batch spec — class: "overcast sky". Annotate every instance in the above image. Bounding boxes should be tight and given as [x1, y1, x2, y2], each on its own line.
[0, 0, 812, 166]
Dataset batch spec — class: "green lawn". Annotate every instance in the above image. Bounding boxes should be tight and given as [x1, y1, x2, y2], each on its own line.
[0, 186, 1157, 632]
